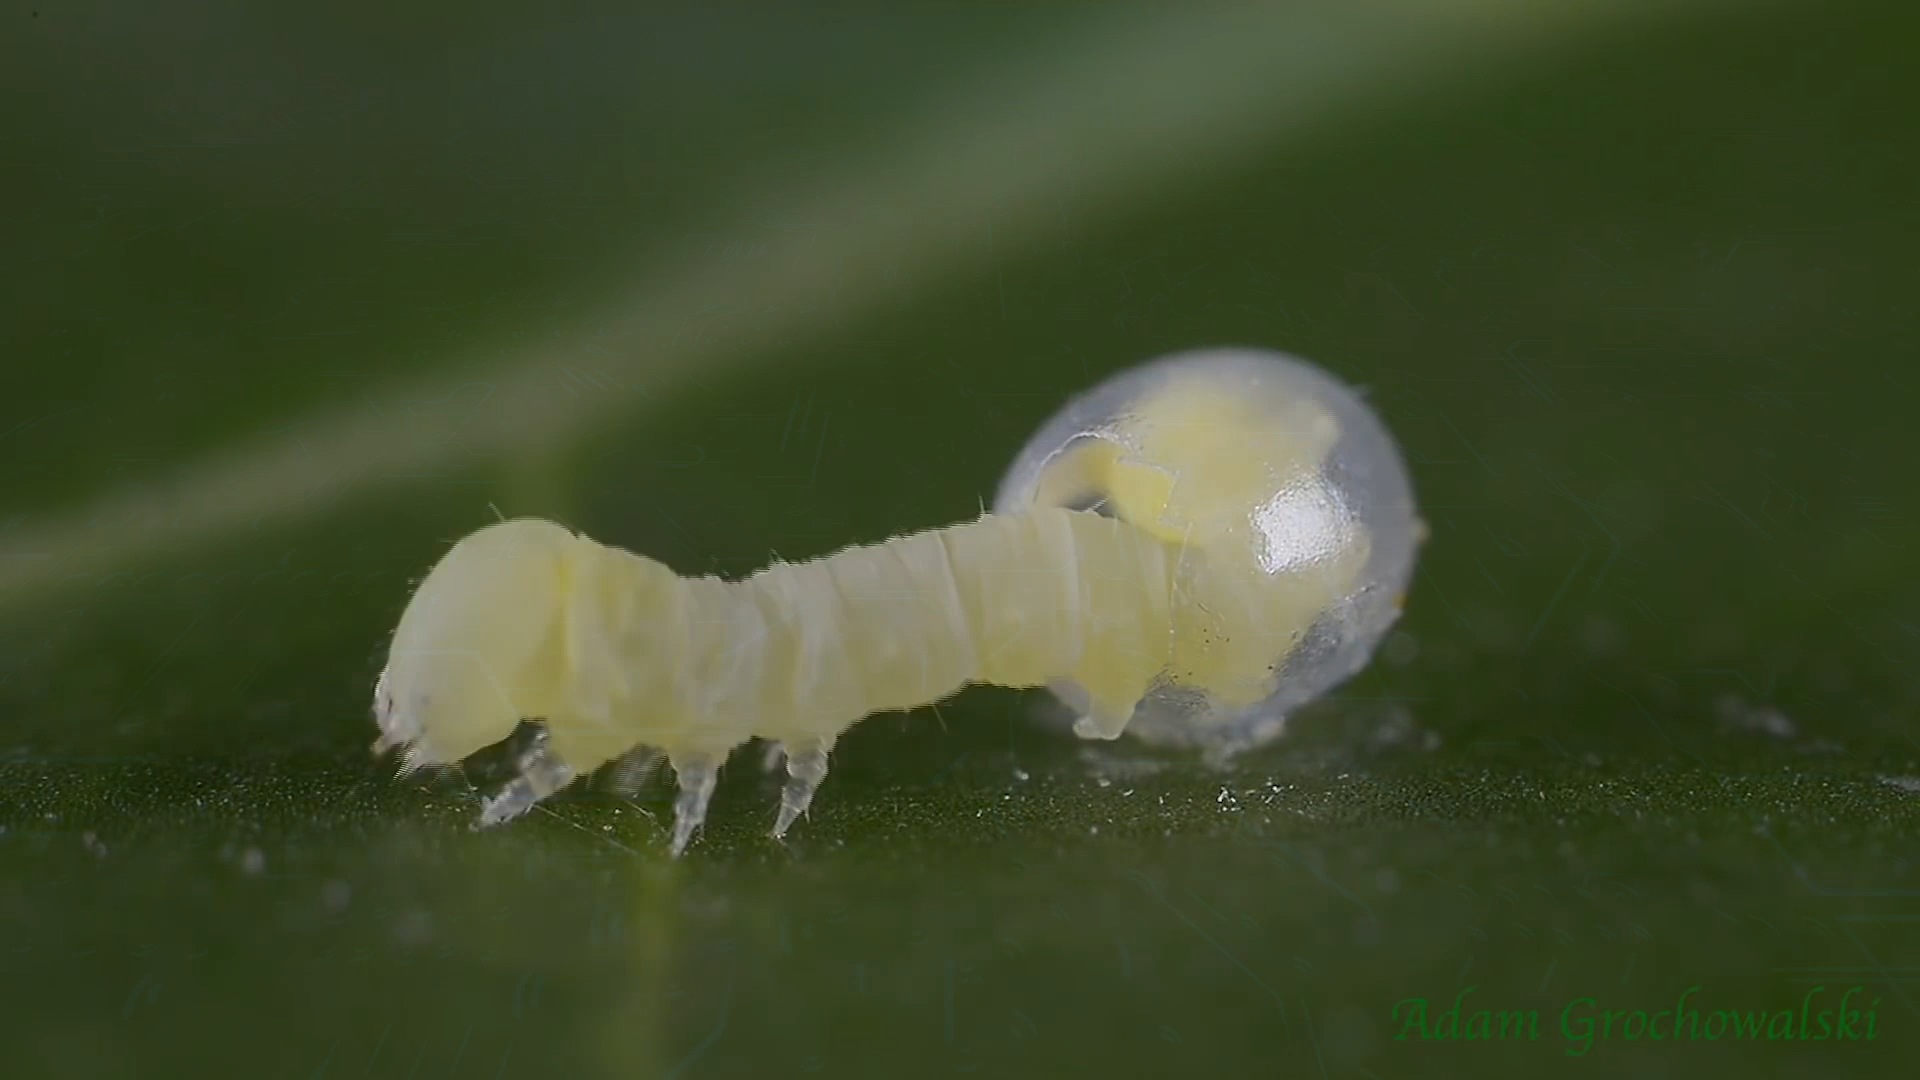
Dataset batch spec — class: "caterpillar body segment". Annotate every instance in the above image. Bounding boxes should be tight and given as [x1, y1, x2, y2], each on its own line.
[553, 507, 1185, 760]
[374, 346, 1421, 854]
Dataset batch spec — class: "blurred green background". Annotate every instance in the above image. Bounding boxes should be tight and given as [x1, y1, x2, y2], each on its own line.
[4, 1, 1919, 1076]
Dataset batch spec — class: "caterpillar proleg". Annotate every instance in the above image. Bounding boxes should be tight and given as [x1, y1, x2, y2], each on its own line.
[374, 347, 1421, 854]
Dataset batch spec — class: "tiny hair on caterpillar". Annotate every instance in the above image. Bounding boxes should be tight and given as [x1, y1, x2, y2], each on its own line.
[373, 347, 1423, 854]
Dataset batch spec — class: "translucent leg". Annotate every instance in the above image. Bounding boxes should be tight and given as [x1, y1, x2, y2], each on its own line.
[478, 729, 577, 828]
[667, 753, 719, 856]
[1070, 682, 1141, 741]
[605, 745, 666, 797]
[771, 736, 833, 840]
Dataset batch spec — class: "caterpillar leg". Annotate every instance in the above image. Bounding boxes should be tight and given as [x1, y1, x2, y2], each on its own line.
[478, 727, 577, 828]
[1048, 678, 1139, 741]
[667, 752, 720, 856]
[771, 735, 834, 840]
[605, 744, 666, 796]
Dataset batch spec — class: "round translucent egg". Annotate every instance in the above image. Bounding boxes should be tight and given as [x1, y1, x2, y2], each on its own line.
[993, 347, 1423, 756]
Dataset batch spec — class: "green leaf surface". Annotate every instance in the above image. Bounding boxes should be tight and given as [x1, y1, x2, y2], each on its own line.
[3, 3, 1916, 1077]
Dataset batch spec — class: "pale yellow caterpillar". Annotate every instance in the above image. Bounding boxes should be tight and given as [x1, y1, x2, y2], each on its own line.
[373, 348, 1422, 854]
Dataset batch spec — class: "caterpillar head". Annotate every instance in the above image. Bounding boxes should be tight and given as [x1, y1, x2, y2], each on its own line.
[374, 518, 580, 771]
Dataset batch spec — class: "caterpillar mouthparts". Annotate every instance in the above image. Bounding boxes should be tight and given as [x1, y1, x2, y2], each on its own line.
[373, 347, 1422, 854]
